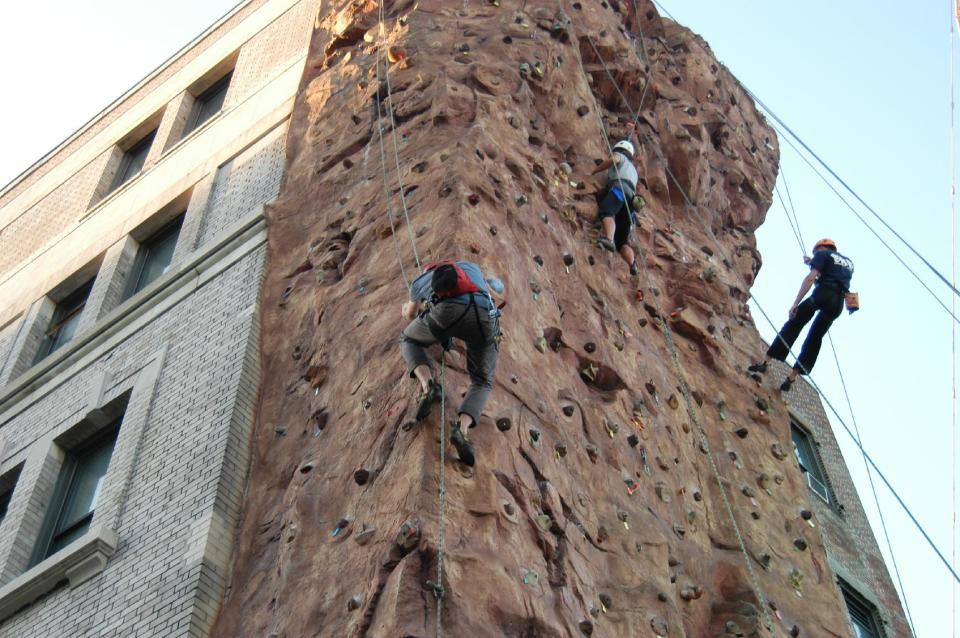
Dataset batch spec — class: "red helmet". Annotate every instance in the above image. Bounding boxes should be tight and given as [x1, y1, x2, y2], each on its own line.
[813, 238, 837, 252]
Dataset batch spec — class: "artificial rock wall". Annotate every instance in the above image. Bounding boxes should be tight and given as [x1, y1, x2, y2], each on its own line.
[213, 1, 858, 636]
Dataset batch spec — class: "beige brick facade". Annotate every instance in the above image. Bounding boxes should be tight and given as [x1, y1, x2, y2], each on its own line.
[0, 1, 315, 635]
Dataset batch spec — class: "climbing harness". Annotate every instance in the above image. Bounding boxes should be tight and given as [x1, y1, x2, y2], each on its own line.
[567, 11, 776, 632]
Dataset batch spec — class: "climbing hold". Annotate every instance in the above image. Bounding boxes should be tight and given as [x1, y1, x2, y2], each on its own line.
[584, 342, 596, 353]
[605, 420, 619, 437]
[532, 61, 545, 78]
[354, 525, 376, 545]
[530, 282, 542, 298]
[667, 394, 679, 410]
[672, 524, 686, 537]
[793, 538, 808, 551]
[387, 46, 406, 63]
[536, 514, 552, 531]
[627, 433, 639, 447]
[555, 442, 567, 458]
[559, 161, 573, 175]
[655, 482, 671, 503]
[578, 619, 594, 636]
[533, 255, 544, 267]
[580, 363, 598, 382]
[679, 586, 702, 601]
[396, 519, 420, 550]
[562, 405, 575, 417]
[577, 105, 590, 117]
[800, 509, 813, 520]
[735, 427, 749, 439]
[519, 62, 531, 78]
[596, 525, 610, 543]
[523, 570, 539, 586]
[535, 336, 548, 353]
[585, 444, 599, 464]
[598, 592, 613, 610]
[468, 193, 480, 206]
[717, 400, 727, 421]
[563, 253, 575, 269]
[347, 593, 364, 611]
[587, 255, 595, 266]
[693, 490, 702, 502]
[489, 225, 498, 235]
[515, 193, 528, 206]
[759, 553, 771, 569]
[770, 442, 788, 460]
[657, 592, 668, 603]
[751, 511, 760, 520]
[331, 518, 352, 537]
[274, 426, 287, 437]
[790, 568, 804, 591]
[496, 417, 512, 432]
[353, 469, 370, 485]
[741, 485, 756, 498]
[300, 462, 315, 474]
[790, 626, 800, 637]
[529, 428, 541, 445]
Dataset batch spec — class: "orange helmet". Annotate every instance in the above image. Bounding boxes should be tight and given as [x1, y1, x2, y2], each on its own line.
[813, 238, 837, 252]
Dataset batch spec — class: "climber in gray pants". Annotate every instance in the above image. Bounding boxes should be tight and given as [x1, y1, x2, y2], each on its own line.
[400, 261, 501, 466]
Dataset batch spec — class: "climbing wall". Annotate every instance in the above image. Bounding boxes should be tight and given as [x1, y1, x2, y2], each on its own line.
[211, 1, 856, 636]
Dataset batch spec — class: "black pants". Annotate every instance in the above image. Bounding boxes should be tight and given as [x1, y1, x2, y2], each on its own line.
[766, 287, 844, 374]
[598, 189, 632, 249]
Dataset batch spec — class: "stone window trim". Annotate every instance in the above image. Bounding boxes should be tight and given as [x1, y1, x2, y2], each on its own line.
[831, 565, 891, 638]
[0, 348, 165, 621]
[74, 48, 302, 227]
[789, 414, 844, 517]
[0, 213, 265, 420]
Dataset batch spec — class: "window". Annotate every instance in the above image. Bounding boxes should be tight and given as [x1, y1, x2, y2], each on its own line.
[790, 422, 831, 504]
[0, 467, 22, 528]
[32, 425, 119, 563]
[839, 579, 886, 638]
[125, 215, 184, 298]
[184, 71, 232, 135]
[110, 129, 156, 192]
[34, 279, 95, 363]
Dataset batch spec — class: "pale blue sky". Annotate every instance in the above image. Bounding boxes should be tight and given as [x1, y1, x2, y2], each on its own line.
[0, 1, 955, 635]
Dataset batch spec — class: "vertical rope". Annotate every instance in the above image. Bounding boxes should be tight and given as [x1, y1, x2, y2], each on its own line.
[951, 0, 958, 633]
[434, 352, 446, 637]
[567, 12, 775, 632]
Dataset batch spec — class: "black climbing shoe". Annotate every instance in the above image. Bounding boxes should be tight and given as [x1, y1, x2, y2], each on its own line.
[629, 261, 639, 277]
[598, 237, 616, 252]
[779, 377, 794, 392]
[747, 361, 768, 374]
[450, 425, 475, 467]
[415, 380, 443, 421]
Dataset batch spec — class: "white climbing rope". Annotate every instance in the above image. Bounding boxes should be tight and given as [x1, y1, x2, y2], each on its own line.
[374, 6, 414, 292]
[434, 352, 447, 637]
[374, 5, 443, 635]
[566, 13, 777, 632]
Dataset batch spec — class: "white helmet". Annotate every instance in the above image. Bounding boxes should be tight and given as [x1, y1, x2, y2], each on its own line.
[613, 140, 635, 157]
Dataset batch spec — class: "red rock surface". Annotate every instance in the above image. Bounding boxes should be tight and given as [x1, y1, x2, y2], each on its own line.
[212, 1, 855, 636]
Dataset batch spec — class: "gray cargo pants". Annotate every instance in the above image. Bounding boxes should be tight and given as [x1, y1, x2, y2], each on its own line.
[400, 299, 499, 425]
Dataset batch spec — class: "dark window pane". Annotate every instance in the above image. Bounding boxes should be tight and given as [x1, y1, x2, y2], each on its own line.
[791, 424, 831, 503]
[129, 216, 183, 296]
[46, 430, 118, 557]
[35, 279, 94, 362]
[110, 130, 156, 192]
[186, 72, 232, 135]
[0, 486, 14, 523]
[840, 581, 882, 638]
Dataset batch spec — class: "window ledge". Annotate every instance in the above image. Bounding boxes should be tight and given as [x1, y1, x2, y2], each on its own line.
[0, 524, 117, 621]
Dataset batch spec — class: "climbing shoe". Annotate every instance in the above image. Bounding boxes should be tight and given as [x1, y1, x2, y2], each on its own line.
[779, 377, 794, 392]
[597, 237, 616, 252]
[450, 425, 475, 467]
[415, 380, 443, 421]
[747, 361, 768, 374]
[629, 261, 639, 277]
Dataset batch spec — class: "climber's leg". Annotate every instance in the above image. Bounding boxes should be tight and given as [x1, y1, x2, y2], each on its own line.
[597, 190, 621, 251]
[401, 317, 443, 420]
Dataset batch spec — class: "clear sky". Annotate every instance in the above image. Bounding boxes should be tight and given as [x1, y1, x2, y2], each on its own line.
[0, 0, 955, 635]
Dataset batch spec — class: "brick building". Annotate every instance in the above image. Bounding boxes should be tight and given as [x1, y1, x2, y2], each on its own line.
[0, 1, 315, 635]
[773, 359, 912, 637]
[0, 1, 911, 636]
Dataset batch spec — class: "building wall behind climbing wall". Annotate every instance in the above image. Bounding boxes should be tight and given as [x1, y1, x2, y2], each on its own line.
[0, 0, 316, 635]
[777, 360, 912, 637]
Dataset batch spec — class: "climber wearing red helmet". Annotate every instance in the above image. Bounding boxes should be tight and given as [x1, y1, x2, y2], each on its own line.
[748, 238, 854, 391]
[590, 122, 642, 276]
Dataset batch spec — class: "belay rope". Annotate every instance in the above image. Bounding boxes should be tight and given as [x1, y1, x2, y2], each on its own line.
[374, 2, 445, 635]
[566, 4, 777, 631]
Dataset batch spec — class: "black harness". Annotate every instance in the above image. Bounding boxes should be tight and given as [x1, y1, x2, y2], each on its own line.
[424, 293, 499, 351]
